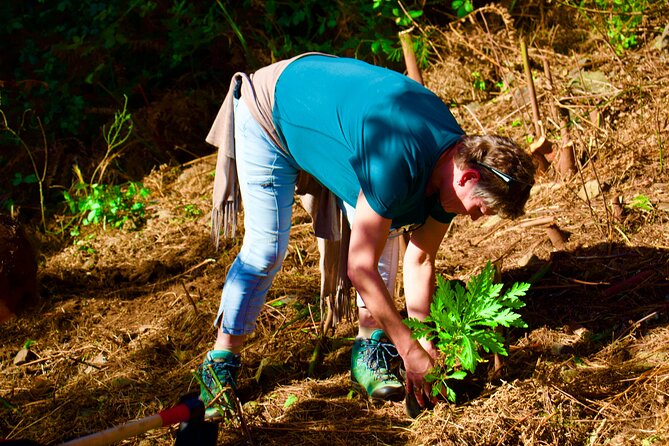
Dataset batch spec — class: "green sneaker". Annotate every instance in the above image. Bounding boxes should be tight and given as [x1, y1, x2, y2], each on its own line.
[199, 350, 241, 417]
[351, 330, 405, 402]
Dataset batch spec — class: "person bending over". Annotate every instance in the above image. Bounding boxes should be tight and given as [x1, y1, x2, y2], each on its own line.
[201, 53, 535, 415]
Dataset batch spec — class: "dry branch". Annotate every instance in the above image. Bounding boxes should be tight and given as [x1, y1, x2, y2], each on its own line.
[602, 270, 656, 299]
[520, 39, 551, 172]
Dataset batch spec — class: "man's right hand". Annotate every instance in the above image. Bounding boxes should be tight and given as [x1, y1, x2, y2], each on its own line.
[403, 342, 437, 408]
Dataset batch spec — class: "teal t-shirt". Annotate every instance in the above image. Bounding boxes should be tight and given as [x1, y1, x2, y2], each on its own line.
[273, 55, 463, 228]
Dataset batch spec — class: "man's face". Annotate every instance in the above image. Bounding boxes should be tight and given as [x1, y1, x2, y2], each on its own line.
[440, 169, 495, 221]
[459, 193, 495, 221]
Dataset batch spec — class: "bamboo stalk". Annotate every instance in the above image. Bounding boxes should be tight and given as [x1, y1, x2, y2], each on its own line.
[399, 28, 424, 85]
[546, 224, 568, 250]
[520, 39, 551, 172]
[543, 57, 577, 177]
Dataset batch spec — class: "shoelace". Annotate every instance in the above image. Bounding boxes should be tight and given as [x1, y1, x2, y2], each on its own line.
[202, 359, 241, 391]
[361, 339, 399, 382]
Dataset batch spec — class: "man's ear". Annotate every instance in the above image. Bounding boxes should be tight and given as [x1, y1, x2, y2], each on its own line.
[458, 169, 481, 187]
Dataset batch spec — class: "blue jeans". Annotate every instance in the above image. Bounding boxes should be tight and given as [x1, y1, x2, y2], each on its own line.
[215, 98, 299, 335]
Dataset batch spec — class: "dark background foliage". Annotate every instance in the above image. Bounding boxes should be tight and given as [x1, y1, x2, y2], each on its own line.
[1, 0, 454, 222]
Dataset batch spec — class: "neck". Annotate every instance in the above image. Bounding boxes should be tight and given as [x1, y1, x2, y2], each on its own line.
[426, 150, 454, 196]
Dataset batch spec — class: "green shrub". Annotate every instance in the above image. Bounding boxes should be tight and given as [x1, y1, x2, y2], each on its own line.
[581, 0, 649, 54]
[63, 181, 151, 236]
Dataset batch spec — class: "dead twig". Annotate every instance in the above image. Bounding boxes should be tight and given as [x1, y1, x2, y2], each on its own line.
[180, 281, 199, 315]
[602, 270, 655, 299]
[517, 216, 555, 228]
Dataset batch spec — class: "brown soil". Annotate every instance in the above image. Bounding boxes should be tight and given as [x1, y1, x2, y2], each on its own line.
[2, 3, 669, 445]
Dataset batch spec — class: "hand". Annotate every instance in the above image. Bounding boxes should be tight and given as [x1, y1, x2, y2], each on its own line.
[418, 337, 440, 360]
[403, 343, 436, 408]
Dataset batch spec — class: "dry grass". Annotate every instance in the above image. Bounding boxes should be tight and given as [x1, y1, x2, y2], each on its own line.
[2, 2, 669, 445]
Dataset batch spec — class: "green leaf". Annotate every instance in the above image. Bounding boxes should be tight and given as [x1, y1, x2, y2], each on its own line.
[628, 194, 653, 212]
[446, 386, 456, 402]
[284, 394, 298, 408]
[448, 370, 467, 380]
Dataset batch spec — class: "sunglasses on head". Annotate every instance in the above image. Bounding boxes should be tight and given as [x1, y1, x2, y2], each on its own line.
[473, 160, 532, 194]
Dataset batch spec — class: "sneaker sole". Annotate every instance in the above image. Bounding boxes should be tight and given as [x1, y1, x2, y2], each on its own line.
[351, 379, 405, 402]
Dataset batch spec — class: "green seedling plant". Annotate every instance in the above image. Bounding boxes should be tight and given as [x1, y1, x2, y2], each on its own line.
[471, 71, 486, 91]
[63, 181, 150, 236]
[627, 194, 653, 213]
[404, 261, 530, 402]
[596, 0, 647, 54]
[181, 204, 203, 220]
[61, 96, 151, 237]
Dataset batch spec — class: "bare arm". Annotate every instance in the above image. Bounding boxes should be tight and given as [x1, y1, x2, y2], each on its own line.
[347, 191, 435, 406]
[403, 217, 449, 358]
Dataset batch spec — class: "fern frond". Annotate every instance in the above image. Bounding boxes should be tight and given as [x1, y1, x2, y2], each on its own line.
[402, 260, 530, 399]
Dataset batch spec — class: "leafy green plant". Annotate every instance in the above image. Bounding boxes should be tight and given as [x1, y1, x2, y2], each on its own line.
[627, 194, 653, 212]
[452, 0, 474, 18]
[181, 204, 204, 220]
[494, 80, 509, 93]
[580, 0, 648, 54]
[598, 0, 647, 53]
[471, 71, 486, 91]
[404, 261, 530, 401]
[63, 181, 150, 235]
[59, 94, 147, 237]
[373, 0, 424, 27]
[370, 0, 430, 66]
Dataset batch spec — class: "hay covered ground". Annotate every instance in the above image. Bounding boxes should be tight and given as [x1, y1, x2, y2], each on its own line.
[2, 3, 669, 445]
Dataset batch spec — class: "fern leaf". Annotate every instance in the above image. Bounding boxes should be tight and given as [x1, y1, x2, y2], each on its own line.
[458, 336, 479, 372]
[499, 281, 530, 308]
[471, 330, 508, 355]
